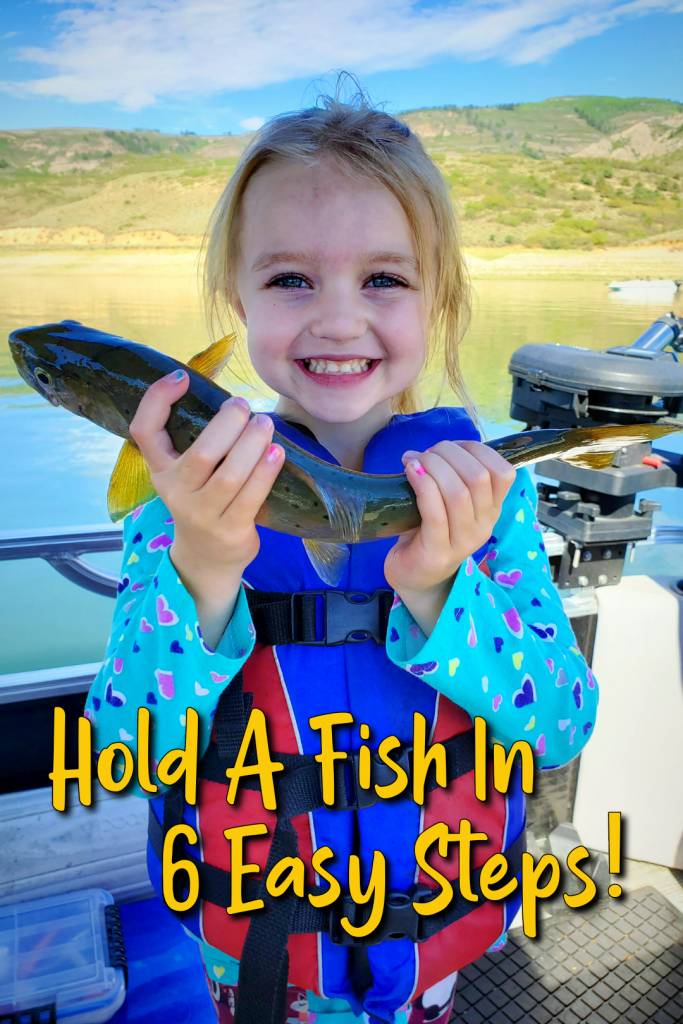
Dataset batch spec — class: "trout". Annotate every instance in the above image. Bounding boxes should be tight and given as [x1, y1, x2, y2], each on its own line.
[9, 320, 681, 584]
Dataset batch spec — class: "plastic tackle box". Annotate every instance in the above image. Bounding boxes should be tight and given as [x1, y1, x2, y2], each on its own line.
[0, 889, 127, 1024]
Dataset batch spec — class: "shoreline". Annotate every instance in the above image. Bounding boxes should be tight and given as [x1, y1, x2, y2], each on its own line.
[0, 244, 681, 280]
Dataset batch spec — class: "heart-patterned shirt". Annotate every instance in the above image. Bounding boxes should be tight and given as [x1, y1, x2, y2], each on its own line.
[386, 467, 598, 766]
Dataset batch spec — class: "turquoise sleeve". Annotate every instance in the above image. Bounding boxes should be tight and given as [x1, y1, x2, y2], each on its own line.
[84, 499, 255, 797]
[385, 467, 598, 768]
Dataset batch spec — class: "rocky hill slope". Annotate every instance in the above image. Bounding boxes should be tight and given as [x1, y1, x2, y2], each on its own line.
[1, 96, 681, 249]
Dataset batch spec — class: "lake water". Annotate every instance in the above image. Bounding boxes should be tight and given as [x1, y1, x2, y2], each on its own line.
[2, 269, 683, 674]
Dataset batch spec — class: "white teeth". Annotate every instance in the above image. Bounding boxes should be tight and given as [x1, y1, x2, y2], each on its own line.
[303, 357, 371, 375]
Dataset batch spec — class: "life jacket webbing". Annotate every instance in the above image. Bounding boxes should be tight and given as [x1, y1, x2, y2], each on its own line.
[152, 580, 510, 1024]
[197, 728, 478, 815]
[154, 670, 524, 1024]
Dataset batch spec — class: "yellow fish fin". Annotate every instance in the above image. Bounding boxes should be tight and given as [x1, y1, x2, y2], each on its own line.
[186, 334, 236, 381]
[561, 450, 618, 470]
[302, 540, 350, 586]
[108, 440, 158, 523]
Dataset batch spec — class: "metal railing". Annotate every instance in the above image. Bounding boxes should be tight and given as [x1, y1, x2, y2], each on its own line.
[1, 518, 682, 704]
[0, 524, 123, 598]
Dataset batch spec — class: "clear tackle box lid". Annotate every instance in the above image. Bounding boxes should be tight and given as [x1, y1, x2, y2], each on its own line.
[0, 888, 126, 1024]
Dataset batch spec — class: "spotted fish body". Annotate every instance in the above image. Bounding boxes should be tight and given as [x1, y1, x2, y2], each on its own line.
[9, 321, 681, 574]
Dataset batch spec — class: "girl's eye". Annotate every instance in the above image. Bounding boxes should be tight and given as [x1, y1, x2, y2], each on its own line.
[365, 273, 408, 289]
[266, 274, 312, 289]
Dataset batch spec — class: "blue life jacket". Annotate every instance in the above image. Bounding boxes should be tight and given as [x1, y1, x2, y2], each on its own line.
[147, 407, 525, 1022]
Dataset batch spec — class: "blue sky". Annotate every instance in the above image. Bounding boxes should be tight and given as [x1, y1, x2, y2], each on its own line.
[1, 1, 682, 135]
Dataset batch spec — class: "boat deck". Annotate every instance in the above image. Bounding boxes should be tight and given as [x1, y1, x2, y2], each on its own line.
[106, 863, 683, 1023]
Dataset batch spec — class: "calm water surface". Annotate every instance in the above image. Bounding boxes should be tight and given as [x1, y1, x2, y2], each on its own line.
[2, 271, 683, 673]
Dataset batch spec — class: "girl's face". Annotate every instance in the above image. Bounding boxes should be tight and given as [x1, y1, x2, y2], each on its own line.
[234, 159, 429, 427]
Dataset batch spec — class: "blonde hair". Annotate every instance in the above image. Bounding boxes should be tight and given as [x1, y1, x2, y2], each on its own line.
[204, 84, 476, 422]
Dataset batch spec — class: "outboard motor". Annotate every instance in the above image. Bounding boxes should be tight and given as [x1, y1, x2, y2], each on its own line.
[509, 314, 683, 845]
[508, 313, 683, 591]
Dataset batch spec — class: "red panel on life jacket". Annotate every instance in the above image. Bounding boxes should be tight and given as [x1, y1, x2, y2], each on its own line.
[196, 622, 510, 996]
[199, 644, 320, 992]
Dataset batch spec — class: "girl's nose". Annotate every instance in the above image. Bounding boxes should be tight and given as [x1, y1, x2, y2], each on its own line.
[308, 287, 367, 343]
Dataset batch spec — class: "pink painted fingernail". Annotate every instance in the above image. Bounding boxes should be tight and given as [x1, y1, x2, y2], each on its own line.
[164, 369, 186, 383]
[266, 444, 281, 462]
[233, 396, 250, 410]
[410, 459, 426, 475]
[257, 413, 271, 426]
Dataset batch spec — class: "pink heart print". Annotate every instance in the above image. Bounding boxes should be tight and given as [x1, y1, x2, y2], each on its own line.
[131, 582, 145, 592]
[502, 607, 524, 638]
[494, 569, 522, 588]
[155, 669, 175, 700]
[147, 533, 172, 553]
[467, 614, 477, 648]
[535, 734, 546, 755]
[492, 694, 502, 711]
[140, 618, 154, 632]
[156, 596, 179, 626]
[131, 506, 144, 521]
[210, 671, 229, 684]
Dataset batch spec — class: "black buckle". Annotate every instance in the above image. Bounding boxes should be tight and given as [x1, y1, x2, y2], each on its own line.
[329, 885, 435, 945]
[331, 746, 413, 811]
[291, 590, 390, 646]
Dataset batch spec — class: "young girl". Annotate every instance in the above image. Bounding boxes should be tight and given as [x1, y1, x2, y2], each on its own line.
[85, 90, 598, 1024]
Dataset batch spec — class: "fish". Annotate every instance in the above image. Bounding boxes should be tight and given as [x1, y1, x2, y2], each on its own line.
[9, 319, 682, 585]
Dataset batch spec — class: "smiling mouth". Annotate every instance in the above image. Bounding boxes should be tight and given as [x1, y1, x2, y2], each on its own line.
[299, 357, 374, 375]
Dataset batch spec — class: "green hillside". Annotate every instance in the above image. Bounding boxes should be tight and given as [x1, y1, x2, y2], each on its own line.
[1, 96, 682, 249]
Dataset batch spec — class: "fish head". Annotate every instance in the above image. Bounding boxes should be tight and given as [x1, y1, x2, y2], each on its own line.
[9, 321, 132, 436]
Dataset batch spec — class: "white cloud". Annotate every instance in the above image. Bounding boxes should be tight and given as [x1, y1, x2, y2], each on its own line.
[240, 116, 265, 131]
[5, 0, 683, 111]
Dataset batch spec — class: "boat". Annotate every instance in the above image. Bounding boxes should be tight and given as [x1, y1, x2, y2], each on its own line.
[608, 278, 681, 293]
[2, 314, 683, 1022]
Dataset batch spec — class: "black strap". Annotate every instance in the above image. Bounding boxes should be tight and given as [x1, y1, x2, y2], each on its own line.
[213, 668, 253, 761]
[234, 817, 299, 1024]
[244, 587, 394, 646]
[197, 728, 477, 815]
[148, 801, 525, 942]
[154, 584, 480, 1022]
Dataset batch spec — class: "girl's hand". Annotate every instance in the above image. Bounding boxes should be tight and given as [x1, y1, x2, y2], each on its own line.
[129, 370, 285, 643]
[383, 440, 517, 636]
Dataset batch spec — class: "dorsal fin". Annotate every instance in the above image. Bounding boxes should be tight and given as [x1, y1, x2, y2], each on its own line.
[108, 440, 158, 522]
[187, 333, 236, 381]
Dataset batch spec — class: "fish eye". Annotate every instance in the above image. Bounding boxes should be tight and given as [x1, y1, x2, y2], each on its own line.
[35, 368, 53, 386]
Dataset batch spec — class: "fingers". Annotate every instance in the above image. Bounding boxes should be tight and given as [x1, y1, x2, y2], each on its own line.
[173, 396, 254, 493]
[403, 440, 515, 524]
[203, 412, 278, 515]
[403, 457, 452, 551]
[129, 369, 191, 474]
[220, 438, 286, 526]
[450, 440, 517, 511]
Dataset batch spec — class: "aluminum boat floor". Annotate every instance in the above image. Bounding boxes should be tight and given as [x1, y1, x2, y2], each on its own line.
[451, 887, 683, 1024]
